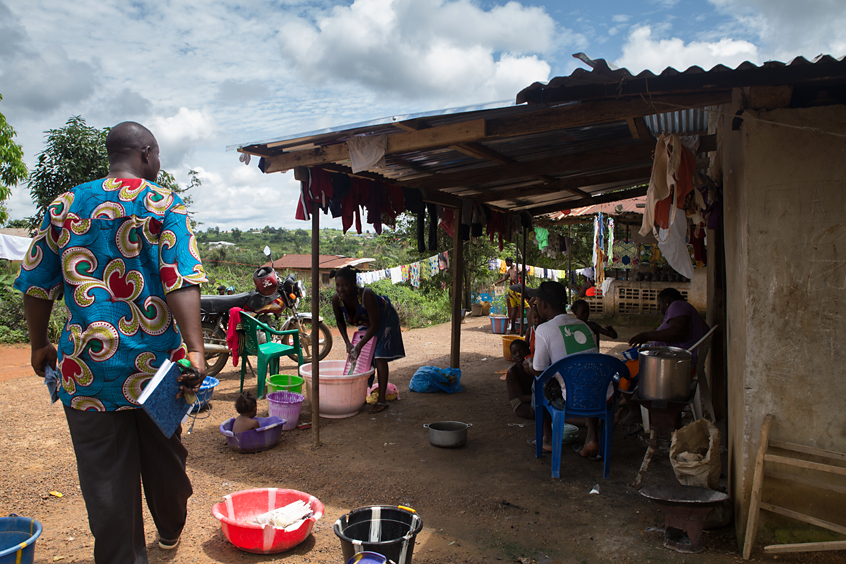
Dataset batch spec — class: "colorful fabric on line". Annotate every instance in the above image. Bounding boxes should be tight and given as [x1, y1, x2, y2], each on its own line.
[410, 262, 420, 288]
[429, 256, 439, 276]
[14, 178, 207, 411]
[400, 264, 410, 282]
[611, 240, 639, 270]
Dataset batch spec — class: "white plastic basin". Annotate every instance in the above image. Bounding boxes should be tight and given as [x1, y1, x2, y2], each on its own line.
[298, 360, 374, 418]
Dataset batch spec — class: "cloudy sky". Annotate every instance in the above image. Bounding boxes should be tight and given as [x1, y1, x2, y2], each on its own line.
[2, 0, 844, 231]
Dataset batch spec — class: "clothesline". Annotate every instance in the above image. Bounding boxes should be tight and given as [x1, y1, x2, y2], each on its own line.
[356, 252, 450, 289]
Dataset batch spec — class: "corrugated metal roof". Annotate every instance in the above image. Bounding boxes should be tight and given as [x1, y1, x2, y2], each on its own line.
[234, 54, 846, 217]
[517, 54, 846, 105]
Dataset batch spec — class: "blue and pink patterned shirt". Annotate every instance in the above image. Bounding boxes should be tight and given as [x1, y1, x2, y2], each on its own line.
[14, 178, 207, 411]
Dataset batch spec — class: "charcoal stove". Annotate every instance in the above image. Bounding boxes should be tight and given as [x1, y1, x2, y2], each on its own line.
[639, 483, 729, 553]
[624, 382, 697, 489]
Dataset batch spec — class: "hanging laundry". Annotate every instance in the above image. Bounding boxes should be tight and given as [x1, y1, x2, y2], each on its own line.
[330, 174, 351, 219]
[427, 203, 438, 251]
[347, 134, 387, 173]
[607, 218, 615, 266]
[438, 251, 449, 270]
[401, 264, 410, 283]
[611, 240, 639, 270]
[658, 212, 694, 279]
[429, 255, 439, 277]
[440, 208, 455, 239]
[410, 262, 420, 288]
[390, 266, 403, 284]
[640, 134, 695, 237]
[534, 226, 549, 250]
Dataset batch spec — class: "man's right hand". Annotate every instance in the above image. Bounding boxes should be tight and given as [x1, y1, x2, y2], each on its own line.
[31, 344, 58, 377]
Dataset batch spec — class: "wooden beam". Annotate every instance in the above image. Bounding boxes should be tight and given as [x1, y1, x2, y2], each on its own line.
[404, 142, 652, 191]
[769, 440, 846, 462]
[767, 470, 846, 497]
[759, 502, 846, 536]
[263, 119, 487, 172]
[764, 453, 846, 477]
[520, 185, 649, 216]
[486, 92, 730, 139]
[474, 167, 652, 203]
[743, 413, 774, 560]
[765, 541, 846, 554]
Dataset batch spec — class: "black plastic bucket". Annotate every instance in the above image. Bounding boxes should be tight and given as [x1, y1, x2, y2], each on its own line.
[334, 506, 422, 564]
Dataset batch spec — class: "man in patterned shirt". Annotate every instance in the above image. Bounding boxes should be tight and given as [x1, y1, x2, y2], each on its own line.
[16, 122, 207, 563]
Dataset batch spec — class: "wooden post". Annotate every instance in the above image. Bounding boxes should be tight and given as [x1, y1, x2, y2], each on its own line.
[742, 414, 774, 559]
[567, 224, 572, 304]
[520, 225, 527, 334]
[311, 200, 320, 447]
[450, 208, 463, 368]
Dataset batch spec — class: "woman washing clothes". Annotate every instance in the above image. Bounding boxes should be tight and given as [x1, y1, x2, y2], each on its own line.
[331, 266, 405, 413]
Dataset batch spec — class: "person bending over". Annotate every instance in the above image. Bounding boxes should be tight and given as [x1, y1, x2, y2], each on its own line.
[232, 391, 260, 434]
[331, 266, 406, 413]
[505, 339, 534, 420]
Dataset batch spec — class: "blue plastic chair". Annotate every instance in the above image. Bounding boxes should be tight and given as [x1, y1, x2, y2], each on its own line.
[533, 353, 629, 479]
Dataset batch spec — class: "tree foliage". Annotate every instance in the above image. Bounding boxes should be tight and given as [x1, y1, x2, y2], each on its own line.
[0, 94, 28, 225]
[26, 116, 197, 229]
[27, 116, 109, 228]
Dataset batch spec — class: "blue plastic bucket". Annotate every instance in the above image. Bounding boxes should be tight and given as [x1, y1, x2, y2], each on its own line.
[190, 376, 220, 413]
[0, 515, 42, 564]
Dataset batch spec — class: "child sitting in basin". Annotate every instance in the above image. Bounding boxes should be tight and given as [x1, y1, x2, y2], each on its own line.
[232, 391, 260, 434]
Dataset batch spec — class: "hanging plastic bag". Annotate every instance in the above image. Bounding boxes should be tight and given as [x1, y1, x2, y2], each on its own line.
[409, 366, 462, 394]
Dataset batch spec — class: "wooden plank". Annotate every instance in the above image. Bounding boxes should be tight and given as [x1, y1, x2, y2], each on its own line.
[404, 142, 653, 191]
[764, 540, 846, 554]
[767, 470, 846, 496]
[476, 167, 652, 203]
[625, 118, 639, 138]
[514, 185, 650, 216]
[451, 142, 514, 165]
[264, 119, 487, 172]
[769, 441, 846, 463]
[311, 200, 320, 447]
[759, 502, 846, 536]
[743, 413, 774, 560]
[764, 454, 846, 477]
[486, 92, 731, 139]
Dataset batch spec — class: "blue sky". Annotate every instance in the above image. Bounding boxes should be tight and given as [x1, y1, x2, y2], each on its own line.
[1, 0, 844, 231]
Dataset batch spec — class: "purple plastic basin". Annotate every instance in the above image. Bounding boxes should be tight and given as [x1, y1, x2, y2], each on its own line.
[219, 416, 286, 453]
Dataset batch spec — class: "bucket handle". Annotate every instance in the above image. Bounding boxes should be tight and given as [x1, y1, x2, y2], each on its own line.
[422, 424, 429, 429]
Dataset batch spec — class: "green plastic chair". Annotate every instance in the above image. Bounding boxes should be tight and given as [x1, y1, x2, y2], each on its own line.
[239, 313, 303, 399]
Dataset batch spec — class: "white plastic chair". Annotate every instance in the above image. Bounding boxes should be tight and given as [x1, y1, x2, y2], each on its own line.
[691, 325, 718, 421]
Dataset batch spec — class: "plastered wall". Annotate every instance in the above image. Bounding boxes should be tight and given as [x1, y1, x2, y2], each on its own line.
[718, 93, 846, 544]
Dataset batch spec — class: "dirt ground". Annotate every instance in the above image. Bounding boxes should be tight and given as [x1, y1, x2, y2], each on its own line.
[0, 316, 829, 564]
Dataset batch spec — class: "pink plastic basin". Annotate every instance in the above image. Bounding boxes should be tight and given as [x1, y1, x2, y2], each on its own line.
[299, 360, 374, 418]
[211, 488, 324, 554]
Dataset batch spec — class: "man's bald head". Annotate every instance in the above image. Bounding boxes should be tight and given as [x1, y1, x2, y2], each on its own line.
[105, 122, 160, 181]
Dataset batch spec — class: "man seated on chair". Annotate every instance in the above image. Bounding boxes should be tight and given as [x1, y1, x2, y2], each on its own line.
[629, 288, 709, 361]
[526, 281, 603, 457]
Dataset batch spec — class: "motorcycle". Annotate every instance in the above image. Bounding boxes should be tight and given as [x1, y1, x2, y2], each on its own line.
[200, 247, 333, 377]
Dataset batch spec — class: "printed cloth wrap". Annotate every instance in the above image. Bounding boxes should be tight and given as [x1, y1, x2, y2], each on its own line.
[14, 178, 207, 411]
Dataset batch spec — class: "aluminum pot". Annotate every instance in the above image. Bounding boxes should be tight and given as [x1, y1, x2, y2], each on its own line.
[424, 421, 472, 448]
[638, 346, 692, 401]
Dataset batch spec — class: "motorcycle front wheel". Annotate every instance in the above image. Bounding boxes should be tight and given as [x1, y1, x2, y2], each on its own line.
[202, 320, 230, 377]
[280, 317, 333, 363]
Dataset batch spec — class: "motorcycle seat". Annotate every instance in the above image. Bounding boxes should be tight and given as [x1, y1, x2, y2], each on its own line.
[200, 292, 252, 314]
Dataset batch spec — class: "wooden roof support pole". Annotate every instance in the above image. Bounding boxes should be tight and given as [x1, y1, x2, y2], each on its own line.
[520, 225, 527, 335]
[311, 199, 320, 448]
[450, 209, 463, 369]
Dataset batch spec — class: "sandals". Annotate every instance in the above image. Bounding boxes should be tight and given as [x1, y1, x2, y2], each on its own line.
[369, 402, 389, 413]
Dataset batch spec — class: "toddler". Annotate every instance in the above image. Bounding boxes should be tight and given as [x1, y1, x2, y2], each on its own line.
[232, 391, 260, 434]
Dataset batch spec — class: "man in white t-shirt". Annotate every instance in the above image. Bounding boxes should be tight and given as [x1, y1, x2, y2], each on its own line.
[528, 281, 603, 457]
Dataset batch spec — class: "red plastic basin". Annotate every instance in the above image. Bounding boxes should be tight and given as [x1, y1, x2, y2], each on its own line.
[211, 488, 324, 554]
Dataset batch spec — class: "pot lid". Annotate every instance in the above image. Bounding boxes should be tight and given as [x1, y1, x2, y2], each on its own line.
[639, 346, 692, 360]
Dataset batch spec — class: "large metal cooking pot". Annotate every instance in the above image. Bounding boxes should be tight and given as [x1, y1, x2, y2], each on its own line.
[424, 421, 472, 448]
[638, 346, 692, 401]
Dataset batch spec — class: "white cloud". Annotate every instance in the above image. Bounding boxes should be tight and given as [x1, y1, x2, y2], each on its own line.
[276, 0, 558, 104]
[611, 14, 630, 23]
[708, 0, 846, 60]
[616, 25, 760, 73]
[150, 108, 217, 170]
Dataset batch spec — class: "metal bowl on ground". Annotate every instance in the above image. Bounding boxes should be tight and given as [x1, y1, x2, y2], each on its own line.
[560, 423, 579, 444]
[424, 421, 472, 448]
